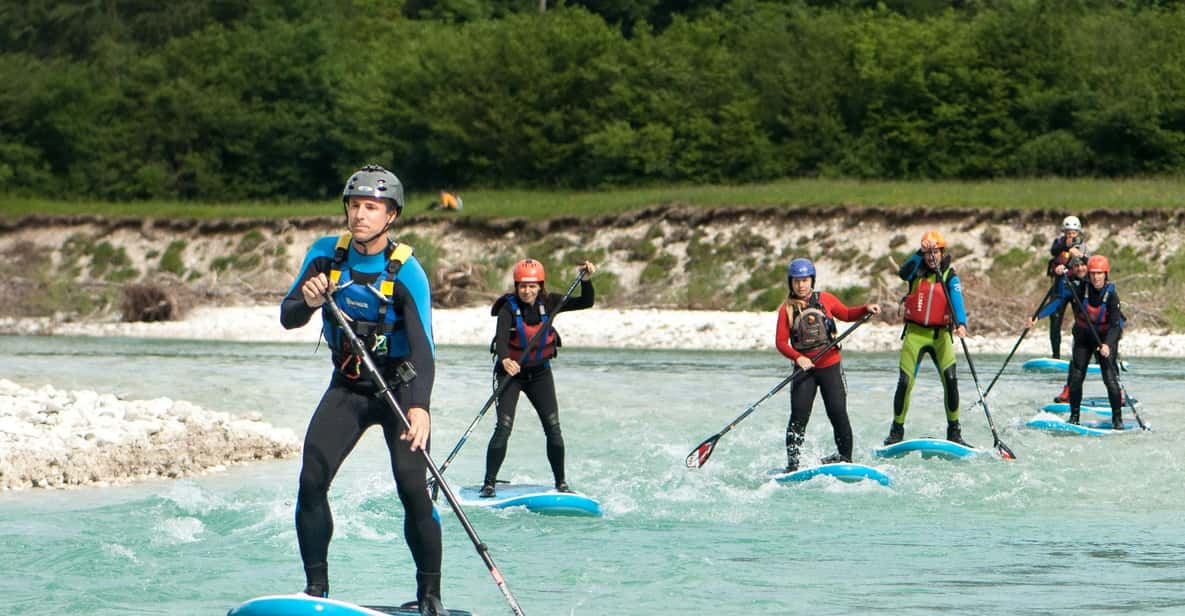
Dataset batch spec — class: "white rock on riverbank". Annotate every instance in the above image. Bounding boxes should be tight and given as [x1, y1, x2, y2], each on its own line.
[0, 379, 300, 491]
[4, 305, 1184, 357]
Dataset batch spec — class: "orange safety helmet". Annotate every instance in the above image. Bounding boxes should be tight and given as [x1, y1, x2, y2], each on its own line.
[513, 259, 545, 284]
[1087, 255, 1110, 274]
[920, 230, 947, 250]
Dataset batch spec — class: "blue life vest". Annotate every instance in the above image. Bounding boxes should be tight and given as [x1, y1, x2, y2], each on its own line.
[320, 233, 415, 377]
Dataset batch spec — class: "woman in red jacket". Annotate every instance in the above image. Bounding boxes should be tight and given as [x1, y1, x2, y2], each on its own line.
[775, 258, 880, 471]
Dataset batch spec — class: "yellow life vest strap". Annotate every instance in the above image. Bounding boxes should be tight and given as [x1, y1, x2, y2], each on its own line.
[328, 232, 353, 285]
[328, 233, 414, 290]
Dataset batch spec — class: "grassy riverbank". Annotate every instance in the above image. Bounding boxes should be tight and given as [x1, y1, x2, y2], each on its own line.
[3, 177, 1184, 222]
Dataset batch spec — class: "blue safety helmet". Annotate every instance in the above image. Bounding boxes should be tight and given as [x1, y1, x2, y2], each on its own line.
[787, 258, 816, 286]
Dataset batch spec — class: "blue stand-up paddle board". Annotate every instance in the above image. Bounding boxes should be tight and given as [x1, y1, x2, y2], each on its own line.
[873, 437, 982, 460]
[1022, 358, 1128, 374]
[1041, 396, 1136, 416]
[457, 483, 602, 516]
[227, 595, 473, 616]
[767, 463, 892, 487]
[1024, 415, 1142, 436]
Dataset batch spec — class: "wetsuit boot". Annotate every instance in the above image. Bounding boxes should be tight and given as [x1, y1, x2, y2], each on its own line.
[416, 571, 445, 616]
[1054, 384, 1070, 403]
[478, 477, 496, 498]
[785, 432, 803, 472]
[820, 453, 850, 465]
[883, 422, 904, 446]
[555, 480, 572, 493]
[946, 421, 972, 447]
[1068, 410, 1080, 425]
[303, 563, 329, 598]
[1112, 409, 1124, 431]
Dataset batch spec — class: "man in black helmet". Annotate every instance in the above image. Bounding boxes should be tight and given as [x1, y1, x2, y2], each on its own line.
[280, 164, 445, 615]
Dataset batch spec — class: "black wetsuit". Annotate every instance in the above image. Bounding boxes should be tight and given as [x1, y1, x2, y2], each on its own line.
[280, 237, 440, 594]
[1047, 236, 1088, 358]
[1066, 283, 1124, 421]
[483, 280, 593, 486]
[788, 363, 851, 463]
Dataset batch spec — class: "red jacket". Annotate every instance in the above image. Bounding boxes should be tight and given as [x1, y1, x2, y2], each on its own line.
[775, 291, 871, 370]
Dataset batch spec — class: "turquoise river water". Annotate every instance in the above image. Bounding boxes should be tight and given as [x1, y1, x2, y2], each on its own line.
[1, 335, 1184, 615]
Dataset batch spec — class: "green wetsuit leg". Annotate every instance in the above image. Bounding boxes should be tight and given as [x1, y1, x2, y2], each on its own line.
[892, 325, 926, 424]
[931, 328, 960, 423]
[894, 324, 960, 424]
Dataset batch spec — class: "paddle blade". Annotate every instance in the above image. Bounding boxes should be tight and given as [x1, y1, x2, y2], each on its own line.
[995, 440, 1017, 461]
[685, 435, 721, 468]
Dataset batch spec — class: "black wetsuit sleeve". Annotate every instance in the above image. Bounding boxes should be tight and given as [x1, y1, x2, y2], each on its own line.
[280, 257, 331, 329]
[493, 305, 515, 361]
[552, 279, 595, 314]
[392, 279, 435, 410]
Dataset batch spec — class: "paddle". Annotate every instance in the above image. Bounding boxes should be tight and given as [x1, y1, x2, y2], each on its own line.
[957, 336, 1018, 460]
[685, 312, 873, 469]
[322, 286, 527, 616]
[1060, 274, 1148, 431]
[430, 268, 589, 500]
[937, 278, 1017, 459]
[982, 281, 1058, 399]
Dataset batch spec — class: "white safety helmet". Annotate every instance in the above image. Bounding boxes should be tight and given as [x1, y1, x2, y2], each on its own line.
[1062, 215, 1082, 231]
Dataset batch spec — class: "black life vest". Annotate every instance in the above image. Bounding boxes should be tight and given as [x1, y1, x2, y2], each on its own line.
[788, 292, 837, 353]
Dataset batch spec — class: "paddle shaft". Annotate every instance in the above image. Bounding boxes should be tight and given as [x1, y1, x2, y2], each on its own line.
[322, 291, 527, 616]
[685, 312, 873, 468]
[982, 281, 1058, 399]
[958, 336, 1014, 458]
[431, 269, 588, 497]
[1060, 274, 1147, 430]
[939, 280, 1016, 459]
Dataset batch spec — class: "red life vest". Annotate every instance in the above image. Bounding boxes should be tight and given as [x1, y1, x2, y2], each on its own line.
[504, 294, 559, 365]
[1074, 283, 1117, 334]
[903, 272, 952, 327]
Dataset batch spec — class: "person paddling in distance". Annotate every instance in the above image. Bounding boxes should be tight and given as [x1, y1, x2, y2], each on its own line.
[279, 165, 446, 615]
[1045, 216, 1090, 360]
[1048, 255, 1090, 403]
[776, 258, 880, 472]
[884, 230, 972, 447]
[479, 258, 597, 498]
[1027, 255, 1125, 428]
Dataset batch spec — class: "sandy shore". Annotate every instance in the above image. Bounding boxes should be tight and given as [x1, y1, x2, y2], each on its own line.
[3, 305, 1183, 357]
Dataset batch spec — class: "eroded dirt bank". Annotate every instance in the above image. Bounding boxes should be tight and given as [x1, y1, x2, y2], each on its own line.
[3, 204, 1182, 334]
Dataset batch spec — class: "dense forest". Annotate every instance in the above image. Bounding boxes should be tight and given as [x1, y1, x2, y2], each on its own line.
[2, 0, 1184, 201]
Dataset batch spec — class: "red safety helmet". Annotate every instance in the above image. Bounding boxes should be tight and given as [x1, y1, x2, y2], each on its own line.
[920, 230, 946, 250]
[1087, 255, 1110, 274]
[513, 259, 545, 283]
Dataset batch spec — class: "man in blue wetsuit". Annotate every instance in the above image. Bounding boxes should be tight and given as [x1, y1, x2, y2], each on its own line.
[280, 165, 444, 616]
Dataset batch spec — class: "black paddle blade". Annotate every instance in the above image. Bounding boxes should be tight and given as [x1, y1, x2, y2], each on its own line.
[685, 435, 720, 468]
[995, 440, 1017, 460]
